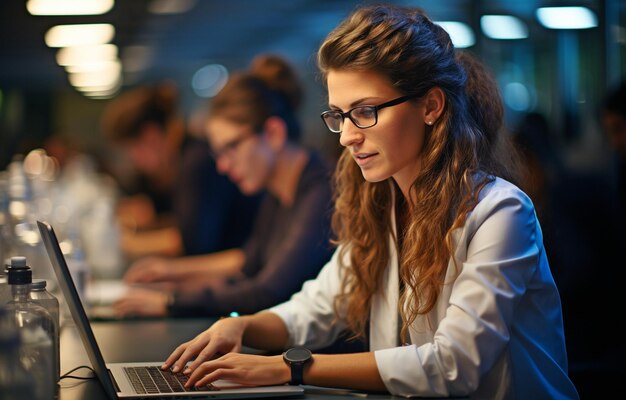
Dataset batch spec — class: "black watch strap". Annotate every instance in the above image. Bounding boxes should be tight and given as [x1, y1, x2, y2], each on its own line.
[291, 363, 305, 385]
[283, 347, 312, 385]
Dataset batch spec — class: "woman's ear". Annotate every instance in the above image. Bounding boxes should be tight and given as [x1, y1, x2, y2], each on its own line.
[423, 87, 445, 126]
[262, 116, 288, 151]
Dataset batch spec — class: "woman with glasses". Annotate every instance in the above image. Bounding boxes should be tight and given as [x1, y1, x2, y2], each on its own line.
[160, 5, 578, 399]
[113, 54, 335, 319]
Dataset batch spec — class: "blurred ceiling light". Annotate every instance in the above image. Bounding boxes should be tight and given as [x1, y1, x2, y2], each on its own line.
[45, 24, 115, 48]
[68, 66, 121, 88]
[481, 15, 528, 39]
[536, 7, 598, 29]
[503, 82, 531, 111]
[148, 0, 197, 14]
[27, 0, 114, 16]
[435, 21, 475, 48]
[79, 86, 121, 99]
[75, 83, 121, 94]
[56, 44, 118, 66]
[64, 59, 121, 74]
[192, 64, 229, 98]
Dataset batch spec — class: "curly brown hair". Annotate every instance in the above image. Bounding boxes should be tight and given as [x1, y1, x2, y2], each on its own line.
[318, 5, 519, 341]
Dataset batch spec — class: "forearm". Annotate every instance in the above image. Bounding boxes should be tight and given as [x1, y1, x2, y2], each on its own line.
[122, 226, 183, 258]
[241, 312, 290, 351]
[304, 352, 386, 392]
[169, 249, 245, 281]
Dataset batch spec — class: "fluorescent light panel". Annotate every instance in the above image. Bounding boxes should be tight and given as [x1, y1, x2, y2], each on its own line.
[56, 44, 118, 66]
[64, 60, 121, 74]
[481, 15, 528, 39]
[536, 7, 598, 29]
[435, 21, 475, 48]
[45, 24, 115, 48]
[27, 0, 114, 16]
[69, 70, 121, 88]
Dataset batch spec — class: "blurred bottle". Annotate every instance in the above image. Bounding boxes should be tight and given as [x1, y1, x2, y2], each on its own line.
[5, 256, 56, 400]
[30, 279, 60, 383]
[83, 195, 124, 280]
[6, 156, 51, 283]
[0, 171, 9, 265]
[0, 258, 10, 306]
[63, 229, 89, 303]
[0, 305, 36, 399]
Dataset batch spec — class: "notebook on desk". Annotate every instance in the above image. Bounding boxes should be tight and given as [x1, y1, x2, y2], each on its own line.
[37, 220, 304, 399]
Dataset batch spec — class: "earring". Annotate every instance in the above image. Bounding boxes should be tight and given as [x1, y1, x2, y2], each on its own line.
[426, 120, 433, 126]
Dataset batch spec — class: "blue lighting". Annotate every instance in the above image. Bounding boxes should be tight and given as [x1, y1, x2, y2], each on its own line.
[481, 15, 528, 40]
[435, 21, 475, 48]
[536, 7, 598, 30]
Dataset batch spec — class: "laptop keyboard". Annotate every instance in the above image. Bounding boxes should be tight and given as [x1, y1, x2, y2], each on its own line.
[123, 366, 217, 394]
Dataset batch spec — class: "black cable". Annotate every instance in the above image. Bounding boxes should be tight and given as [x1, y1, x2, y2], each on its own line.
[59, 365, 95, 381]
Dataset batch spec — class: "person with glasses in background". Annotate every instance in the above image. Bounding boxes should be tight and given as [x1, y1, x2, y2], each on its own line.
[160, 5, 579, 399]
[113, 54, 335, 320]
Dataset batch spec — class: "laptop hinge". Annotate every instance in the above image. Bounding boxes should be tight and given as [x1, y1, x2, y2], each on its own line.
[108, 369, 121, 393]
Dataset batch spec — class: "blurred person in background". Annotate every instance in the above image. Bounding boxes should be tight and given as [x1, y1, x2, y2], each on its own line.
[113, 55, 335, 319]
[602, 81, 626, 216]
[100, 82, 260, 259]
[513, 111, 624, 396]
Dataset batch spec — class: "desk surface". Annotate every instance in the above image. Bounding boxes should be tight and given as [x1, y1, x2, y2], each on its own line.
[59, 318, 400, 400]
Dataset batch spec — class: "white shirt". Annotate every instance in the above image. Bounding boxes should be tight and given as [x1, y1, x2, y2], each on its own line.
[270, 178, 579, 399]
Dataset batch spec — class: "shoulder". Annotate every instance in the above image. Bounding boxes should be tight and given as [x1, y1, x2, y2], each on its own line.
[179, 136, 217, 172]
[478, 176, 533, 209]
[303, 151, 333, 179]
[297, 151, 333, 193]
[468, 176, 537, 231]
[455, 177, 543, 262]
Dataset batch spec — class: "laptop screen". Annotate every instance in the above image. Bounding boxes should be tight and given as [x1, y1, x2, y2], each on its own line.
[37, 220, 119, 399]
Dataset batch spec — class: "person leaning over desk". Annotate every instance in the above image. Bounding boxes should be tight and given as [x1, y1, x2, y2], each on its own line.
[160, 5, 579, 399]
[100, 83, 260, 259]
[113, 55, 335, 318]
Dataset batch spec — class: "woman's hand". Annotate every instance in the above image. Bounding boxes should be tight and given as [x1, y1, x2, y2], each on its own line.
[162, 317, 249, 374]
[112, 287, 169, 317]
[124, 257, 171, 283]
[185, 353, 290, 389]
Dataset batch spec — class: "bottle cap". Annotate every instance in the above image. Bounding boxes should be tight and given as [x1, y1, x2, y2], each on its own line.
[6, 256, 32, 285]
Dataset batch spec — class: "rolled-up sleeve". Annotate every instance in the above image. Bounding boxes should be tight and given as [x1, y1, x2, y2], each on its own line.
[270, 247, 349, 350]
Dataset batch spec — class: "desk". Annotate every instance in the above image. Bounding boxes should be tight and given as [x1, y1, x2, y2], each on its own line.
[59, 318, 400, 400]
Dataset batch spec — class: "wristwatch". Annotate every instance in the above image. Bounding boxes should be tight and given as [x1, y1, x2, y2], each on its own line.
[282, 347, 312, 385]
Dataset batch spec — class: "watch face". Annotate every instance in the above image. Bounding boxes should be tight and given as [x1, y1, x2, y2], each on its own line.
[285, 347, 311, 363]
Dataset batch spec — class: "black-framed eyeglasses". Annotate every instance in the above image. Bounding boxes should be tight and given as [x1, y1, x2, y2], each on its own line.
[320, 94, 421, 134]
[208, 134, 254, 160]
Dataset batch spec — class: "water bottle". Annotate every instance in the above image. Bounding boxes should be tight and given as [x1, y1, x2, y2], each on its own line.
[0, 265, 10, 305]
[0, 306, 36, 399]
[5, 256, 56, 400]
[64, 232, 89, 303]
[30, 279, 60, 384]
[0, 171, 10, 264]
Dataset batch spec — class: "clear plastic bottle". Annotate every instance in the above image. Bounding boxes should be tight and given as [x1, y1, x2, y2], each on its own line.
[30, 279, 60, 384]
[64, 230, 89, 303]
[5, 256, 56, 400]
[0, 305, 36, 399]
[0, 265, 10, 305]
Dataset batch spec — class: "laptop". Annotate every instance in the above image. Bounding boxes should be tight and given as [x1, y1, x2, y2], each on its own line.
[37, 220, 304, 399]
